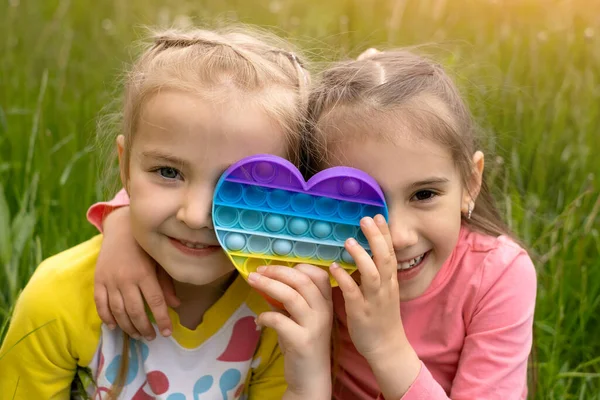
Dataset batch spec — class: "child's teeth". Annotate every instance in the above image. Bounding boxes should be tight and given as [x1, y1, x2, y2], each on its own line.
[182, 241, 208, 249]
[409, 254, 424, 267]
[398, 253, 425, 270]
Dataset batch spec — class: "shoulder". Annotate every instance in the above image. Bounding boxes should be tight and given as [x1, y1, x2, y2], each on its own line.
[458, 228, 537, 309]
[7, 235, 103, 361]
[24, 235, 102, 310]
[30, 234, 102, 283]
[458, 228, 535, 277]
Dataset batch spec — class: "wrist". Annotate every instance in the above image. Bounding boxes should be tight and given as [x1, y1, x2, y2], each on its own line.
[286, 363, 331, 400]
[361, 333, 411, 365]
[364, 340, 421, 400]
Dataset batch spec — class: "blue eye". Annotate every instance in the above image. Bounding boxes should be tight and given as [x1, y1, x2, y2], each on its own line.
[158, 167, 180, 180]
[412, 190, 437, 201]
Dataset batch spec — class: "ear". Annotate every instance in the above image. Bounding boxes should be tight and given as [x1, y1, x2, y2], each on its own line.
[461, 151, 484, 214]
[116, 135, 129, 193]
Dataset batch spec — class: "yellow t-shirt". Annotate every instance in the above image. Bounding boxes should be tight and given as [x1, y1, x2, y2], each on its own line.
[0, 235, 286, 399]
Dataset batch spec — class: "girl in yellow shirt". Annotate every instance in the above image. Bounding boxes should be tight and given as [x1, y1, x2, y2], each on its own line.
[0, 27, 333, 400]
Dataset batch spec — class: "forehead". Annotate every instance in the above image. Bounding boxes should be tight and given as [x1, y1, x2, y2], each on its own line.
[132, 89, 289, 164]
[323, 113, 459, 189]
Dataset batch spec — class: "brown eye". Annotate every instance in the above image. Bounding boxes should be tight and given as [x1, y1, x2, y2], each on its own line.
[412, 190, 437, 201]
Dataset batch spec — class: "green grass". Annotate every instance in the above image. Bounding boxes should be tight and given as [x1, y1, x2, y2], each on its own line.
[1, 0, 599, 398]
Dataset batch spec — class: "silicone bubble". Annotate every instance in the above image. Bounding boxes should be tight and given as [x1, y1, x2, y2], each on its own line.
[273, 239, 293, 256]
[288, 217, 309, 236]
[294, 241, 317, 258]
[214, 206, 239, 228]
[338, 177, 362, 197]
[317, 245, 340, 261]
[244, 257, 267, 272]
[252, 161, 277, 183]
[333, 224, 356, 242]
[224, 232, 246, 252]
[218, 181, 243, 203]
[290, 193, 314, 213]
[315, 196, 337, 217]
[264, 214, 286, 233]
[244, 185, 268, 206]
[311, 221, 332, 239]
[338, 201, 362, 219]
[247, 235, 270, 254]
[239, 209, 263, 231]
[341, 249, 354, 264]
[362, 205, 382, 219]
[267, 189, 290, 210]
[213, 154, 389, 308]
[357, 230, 369, 247]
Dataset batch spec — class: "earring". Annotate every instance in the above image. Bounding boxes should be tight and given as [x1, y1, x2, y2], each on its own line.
[467, 202, 474, 219]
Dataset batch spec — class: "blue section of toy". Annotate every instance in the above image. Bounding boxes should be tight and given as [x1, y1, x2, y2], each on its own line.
[213, 181, 386, 266]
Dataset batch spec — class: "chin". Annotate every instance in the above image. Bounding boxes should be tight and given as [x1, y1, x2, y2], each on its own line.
[170, 272, 216, 286]
[172, 267, 236, 286]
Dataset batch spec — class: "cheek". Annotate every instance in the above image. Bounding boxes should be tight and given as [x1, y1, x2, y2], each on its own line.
[128, 172, 178, 228]
[430, 212, 461, 238]
[428, 201, 462, 249]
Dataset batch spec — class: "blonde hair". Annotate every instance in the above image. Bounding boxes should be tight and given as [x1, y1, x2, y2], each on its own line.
[305, 50, 511, 239]
[99, 26, 310, 189]
[102, 26, 310, 399]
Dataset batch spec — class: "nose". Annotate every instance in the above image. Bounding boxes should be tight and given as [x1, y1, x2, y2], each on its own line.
[388, 209, 418, 250]
[176, 184, 214, 230]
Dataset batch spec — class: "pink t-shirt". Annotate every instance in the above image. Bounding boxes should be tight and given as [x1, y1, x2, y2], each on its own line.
[88, 190, 537, 400]
[332, 228, 536, 400]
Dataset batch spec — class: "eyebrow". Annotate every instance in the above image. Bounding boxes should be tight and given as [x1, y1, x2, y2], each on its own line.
[407, 177, 450, 190]
[141, 150, 188, 167]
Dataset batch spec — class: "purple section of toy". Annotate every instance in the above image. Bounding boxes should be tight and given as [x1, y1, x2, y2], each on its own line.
[224, 155, 385, 207]
[227, 157, 304, 191]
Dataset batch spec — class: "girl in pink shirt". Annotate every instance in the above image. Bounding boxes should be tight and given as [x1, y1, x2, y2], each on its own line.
[89, 48, 536, 399]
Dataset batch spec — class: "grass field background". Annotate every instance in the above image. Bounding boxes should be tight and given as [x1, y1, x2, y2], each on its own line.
[1, 0, 599, 398]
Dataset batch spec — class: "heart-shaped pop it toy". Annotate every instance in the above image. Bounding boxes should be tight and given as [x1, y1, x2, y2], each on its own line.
[212, 154, 388, 289]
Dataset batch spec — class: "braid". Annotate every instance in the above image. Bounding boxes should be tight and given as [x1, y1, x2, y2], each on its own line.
[150, 29, 255, 65]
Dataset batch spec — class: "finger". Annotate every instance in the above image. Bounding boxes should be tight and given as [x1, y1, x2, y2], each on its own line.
[256, 311, 303, 339]
[157, 266, 181, 308]
[375, 214, 394, 252]
[351, 269, 362, 286]
[94, 283, 117, 329]
[122, 286, 156, 340]
[107, 288, 141, 339]
[329, 263, 364, 306]
[140, 275, 173, 337]
[247, 272, 311, 325]
[293, 264, 332, 302]
[367, 215, 397, 282]
[257, 265, 329, 311]
[345, 234, 380, 295]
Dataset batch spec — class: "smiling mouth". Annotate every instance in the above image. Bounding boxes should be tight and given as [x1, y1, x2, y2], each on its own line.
[177, 239, 213, 249]
[168, 236, 221, 256]
[397, 251, 429, 271]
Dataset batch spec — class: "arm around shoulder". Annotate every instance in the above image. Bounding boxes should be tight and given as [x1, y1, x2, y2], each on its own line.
[86, 188, 130, 232]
